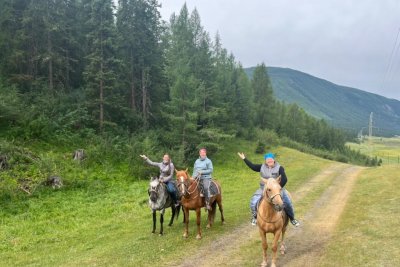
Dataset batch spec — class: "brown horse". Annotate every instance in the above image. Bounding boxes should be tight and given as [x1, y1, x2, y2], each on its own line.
[175, 169, 225, 239]
[257, 176, 289, 267]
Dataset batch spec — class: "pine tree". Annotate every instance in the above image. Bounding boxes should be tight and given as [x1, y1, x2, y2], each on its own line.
[251, 63, 275, 129]
[83, 0, 119, 131]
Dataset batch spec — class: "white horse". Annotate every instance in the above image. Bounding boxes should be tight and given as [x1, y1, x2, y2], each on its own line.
[148, 176, 180, 235]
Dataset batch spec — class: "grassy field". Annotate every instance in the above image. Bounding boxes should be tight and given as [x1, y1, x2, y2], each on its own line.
[0, 140, 331, 266]
[318, 137, 400, 266]
[348, 137, 400, 165]
[318, 164, 400, 266]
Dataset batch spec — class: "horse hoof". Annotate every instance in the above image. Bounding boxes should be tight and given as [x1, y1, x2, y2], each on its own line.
[206, 224, 211, 229]
[159, 233, 163, 236]
[183, 233, 188, 238]
[221, 221, 226, 225]
[261, 261, 267, 267]
[196, 234, 202, 240]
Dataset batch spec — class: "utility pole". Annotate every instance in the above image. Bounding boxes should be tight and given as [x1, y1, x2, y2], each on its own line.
[369, 112, 373, 140]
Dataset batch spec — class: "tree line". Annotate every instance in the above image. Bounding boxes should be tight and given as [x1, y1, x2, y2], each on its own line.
[0, 0, 348, 164]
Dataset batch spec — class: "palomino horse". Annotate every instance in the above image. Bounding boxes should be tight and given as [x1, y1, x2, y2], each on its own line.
[175, 169, 225, 239]
[257, 176, 289, 267]
[148, 176, 180, 235]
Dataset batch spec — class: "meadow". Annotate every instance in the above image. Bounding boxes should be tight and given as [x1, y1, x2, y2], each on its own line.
[0, 140, 330, 266]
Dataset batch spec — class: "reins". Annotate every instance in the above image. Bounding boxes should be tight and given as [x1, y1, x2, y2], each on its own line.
[257, 197, 284, 224]
[177, 174, 201, 197]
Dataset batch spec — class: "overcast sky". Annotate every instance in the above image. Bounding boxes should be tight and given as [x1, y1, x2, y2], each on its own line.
[158, 0, 400, 100]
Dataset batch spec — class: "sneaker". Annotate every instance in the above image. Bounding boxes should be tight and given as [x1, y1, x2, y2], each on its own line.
[251, 218, 257, 226]
[291, 219, 300, 227]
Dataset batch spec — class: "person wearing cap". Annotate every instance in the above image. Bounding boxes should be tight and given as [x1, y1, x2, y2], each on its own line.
[192, 148, 213, 211]
[140, 153, 179, 207]
[237, 152, 300, 227]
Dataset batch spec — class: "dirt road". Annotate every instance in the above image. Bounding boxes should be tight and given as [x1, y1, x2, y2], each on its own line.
[173, 163, 363, 267]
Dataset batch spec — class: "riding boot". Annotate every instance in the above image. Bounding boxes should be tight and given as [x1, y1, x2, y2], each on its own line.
[205, 198, 211, 211]
[251, 211, 257, 226]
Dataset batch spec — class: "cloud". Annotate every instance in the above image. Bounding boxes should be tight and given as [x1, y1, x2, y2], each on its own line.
[159, 0, 400, 100]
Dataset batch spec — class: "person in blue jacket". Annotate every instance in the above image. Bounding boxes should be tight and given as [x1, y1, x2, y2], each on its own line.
[192, 148, 213, 211]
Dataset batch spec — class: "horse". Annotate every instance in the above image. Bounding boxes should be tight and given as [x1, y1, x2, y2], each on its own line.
[175, 169, 225, 239]
[257, 176, 289, 267]
[148, 176, 180, 235]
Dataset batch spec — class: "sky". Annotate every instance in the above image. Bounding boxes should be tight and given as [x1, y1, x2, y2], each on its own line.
[158, 0, 400, 100]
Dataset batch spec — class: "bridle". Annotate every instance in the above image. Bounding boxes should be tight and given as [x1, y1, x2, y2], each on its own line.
[149, 180, 161, 198]
[264, 178, 284, 211]
[176, 173, 200, 197]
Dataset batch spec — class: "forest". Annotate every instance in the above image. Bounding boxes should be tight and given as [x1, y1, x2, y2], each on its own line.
[0, 0, 379, 189]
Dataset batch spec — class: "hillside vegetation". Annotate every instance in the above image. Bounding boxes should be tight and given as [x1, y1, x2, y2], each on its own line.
[245, 67, 400, 136]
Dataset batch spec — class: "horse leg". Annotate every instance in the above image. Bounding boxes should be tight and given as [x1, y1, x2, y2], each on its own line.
[280, 213, 288, 255]
[259, 228, 268, 267]
[195, 208, 202, 240]
[271, 230, 282, 267]
[183, 207, 189, 238]
[152, 210, 156, 234]
[207, 200, 216, 228]
[217, 196, 225, 225]
[280, 228, 286, 255]
[159, 209, 165, 236]
[168, 206, 175, 226]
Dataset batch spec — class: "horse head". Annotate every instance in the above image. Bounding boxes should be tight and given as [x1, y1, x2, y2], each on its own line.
[175, 168, 189, 196]
[149, 176, 161, 202]
[262, 176, 284, 212]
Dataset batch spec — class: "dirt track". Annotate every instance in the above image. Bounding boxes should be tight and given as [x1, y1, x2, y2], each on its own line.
[173, 163, 363, 267]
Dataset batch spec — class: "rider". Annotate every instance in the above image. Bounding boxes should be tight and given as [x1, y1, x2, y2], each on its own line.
[192, 148, 213, 211]
[237, 152, 300, 227]
[140, 154, 179, 207]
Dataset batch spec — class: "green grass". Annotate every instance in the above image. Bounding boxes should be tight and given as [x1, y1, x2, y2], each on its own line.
[318, 165, 400, 266]
[318, 137, 400, 266]
[0, 140, 331, 266]
[347, 137, 400, 164]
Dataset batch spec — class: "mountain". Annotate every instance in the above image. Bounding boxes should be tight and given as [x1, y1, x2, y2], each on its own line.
[244, 67, 400, 136]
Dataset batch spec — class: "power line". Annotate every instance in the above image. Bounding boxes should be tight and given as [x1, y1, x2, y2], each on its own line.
[381, 28, 400, 89]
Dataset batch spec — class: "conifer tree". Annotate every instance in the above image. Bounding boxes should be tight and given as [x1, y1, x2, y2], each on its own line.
[83, 0, 119, 131]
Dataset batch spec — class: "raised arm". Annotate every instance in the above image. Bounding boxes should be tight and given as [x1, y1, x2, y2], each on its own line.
[140, 155, 161, 168]
[237, 152, 262, 172]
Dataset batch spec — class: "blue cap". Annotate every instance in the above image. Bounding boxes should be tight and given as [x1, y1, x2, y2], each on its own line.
[264, 153, 275, 160]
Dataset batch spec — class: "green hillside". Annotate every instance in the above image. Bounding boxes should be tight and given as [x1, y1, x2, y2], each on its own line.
[245, 67, 400, 136]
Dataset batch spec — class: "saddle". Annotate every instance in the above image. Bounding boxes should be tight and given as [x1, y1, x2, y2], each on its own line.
[199, 180, 220, 197]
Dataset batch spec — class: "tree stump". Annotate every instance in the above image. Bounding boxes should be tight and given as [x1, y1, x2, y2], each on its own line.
[0, 155, 8, 170]
[73, 149, 85, 161]
[46, 176, 63, 189]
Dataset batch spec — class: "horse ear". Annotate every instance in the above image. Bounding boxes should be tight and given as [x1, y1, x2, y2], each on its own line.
[261, 178, 269, 185]
[276, 175, 282, 184]
[185, 168, 188, 173]
[175, 169, 178, 174]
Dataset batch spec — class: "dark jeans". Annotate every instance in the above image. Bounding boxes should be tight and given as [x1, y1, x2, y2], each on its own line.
[165, 181, 178, 203]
